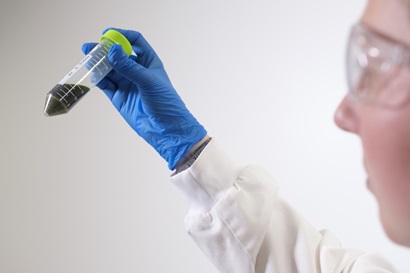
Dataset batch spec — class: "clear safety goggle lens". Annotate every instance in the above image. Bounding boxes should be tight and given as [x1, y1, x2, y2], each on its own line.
[346, 23, 410, 107]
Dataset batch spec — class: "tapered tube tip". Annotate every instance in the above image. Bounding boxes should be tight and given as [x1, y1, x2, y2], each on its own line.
[43, 93, 68, 117]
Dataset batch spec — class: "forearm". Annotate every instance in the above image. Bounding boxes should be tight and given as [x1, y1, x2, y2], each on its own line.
[170, 139, 397, 273]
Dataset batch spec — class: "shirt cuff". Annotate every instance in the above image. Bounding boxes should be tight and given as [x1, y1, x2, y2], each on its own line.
[169, 138, 243, 214]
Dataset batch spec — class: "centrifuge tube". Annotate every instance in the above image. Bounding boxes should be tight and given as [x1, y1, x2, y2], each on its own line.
[43, 30, 132, 117]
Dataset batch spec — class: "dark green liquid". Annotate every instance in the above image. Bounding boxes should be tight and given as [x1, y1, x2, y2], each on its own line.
[44, 84, 90, 116]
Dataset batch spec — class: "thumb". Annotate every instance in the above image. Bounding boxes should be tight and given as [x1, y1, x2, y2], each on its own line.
[108, 44, 148, 86]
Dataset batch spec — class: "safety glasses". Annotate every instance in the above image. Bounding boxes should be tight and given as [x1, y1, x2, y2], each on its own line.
[346, 23, 410, 107]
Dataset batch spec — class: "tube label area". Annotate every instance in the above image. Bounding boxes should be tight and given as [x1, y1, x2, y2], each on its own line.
[59, 54, 93, 85]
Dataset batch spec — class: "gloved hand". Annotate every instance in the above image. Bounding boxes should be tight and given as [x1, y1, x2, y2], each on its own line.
[82, 28, 207, 170]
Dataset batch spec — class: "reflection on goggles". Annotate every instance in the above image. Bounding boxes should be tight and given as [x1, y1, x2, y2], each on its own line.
[346, 23, 410, 107]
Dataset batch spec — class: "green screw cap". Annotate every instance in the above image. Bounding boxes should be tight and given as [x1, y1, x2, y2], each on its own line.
[101, 29, 132, 56]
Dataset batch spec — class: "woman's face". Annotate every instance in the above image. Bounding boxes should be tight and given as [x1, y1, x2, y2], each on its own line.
[334, 0, 410, 246]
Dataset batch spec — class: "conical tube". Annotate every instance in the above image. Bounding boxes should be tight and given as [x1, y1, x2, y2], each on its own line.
[44, 30, 132, 117]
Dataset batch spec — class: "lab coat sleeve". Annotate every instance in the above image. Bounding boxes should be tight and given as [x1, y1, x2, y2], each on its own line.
[169, 139, 397, 273]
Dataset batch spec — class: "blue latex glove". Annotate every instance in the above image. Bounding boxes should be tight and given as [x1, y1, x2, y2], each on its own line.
[82, 28, 207, 170]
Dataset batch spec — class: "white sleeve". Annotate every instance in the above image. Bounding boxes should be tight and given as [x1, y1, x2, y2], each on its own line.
[169, 139, 397, 273]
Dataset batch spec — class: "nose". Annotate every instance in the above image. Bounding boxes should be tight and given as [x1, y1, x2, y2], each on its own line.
[334, 94, 359, 134]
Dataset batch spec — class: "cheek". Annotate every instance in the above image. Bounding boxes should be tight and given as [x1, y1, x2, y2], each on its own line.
[359, 109, 410, 243]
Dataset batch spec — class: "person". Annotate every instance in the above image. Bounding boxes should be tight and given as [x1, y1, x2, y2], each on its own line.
[81, 0, 409, 272]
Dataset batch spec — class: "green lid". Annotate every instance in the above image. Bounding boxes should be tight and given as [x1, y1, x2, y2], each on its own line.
[101, 30, 132, 56]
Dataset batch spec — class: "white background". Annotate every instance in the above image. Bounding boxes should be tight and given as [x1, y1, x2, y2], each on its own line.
[1, 0, 408, 272]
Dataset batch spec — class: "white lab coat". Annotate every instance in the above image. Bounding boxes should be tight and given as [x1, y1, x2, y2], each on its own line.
[170, 139, 397, 273]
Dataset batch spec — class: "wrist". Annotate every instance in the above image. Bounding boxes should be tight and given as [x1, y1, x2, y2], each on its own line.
[187, 135, 211, 155]
[173, 135, 211, 172]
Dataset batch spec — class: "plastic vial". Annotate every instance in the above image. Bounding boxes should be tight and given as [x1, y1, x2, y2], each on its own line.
[43, 30, 132, 117]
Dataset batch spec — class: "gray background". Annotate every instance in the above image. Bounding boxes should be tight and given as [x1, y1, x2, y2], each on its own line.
[1, 0, 408, 272]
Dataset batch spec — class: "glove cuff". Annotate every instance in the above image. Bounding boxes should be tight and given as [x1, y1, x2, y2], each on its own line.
[166, 125, 208, 170]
